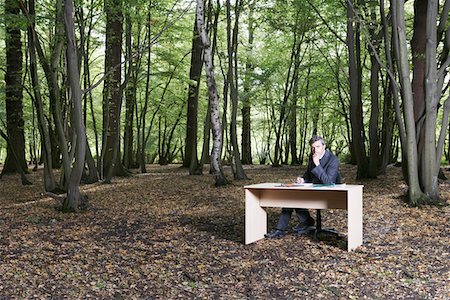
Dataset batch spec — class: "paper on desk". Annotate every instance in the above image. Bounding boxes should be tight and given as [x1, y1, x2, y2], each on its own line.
[279, 182, 313, 187]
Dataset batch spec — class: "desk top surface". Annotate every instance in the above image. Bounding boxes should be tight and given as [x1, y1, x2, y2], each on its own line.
[244, 182, 363, 191]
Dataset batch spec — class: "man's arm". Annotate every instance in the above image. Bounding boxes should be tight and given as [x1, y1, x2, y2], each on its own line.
[311, 155, 339, 184]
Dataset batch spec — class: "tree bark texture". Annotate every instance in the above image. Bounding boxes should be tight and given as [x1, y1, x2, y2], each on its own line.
[63, 0, 87, 211]
[184, 13, 203, 175]
[347, 0, 369, 179]
[196, 0, 227, 186]
[394, 0, 427, 204]
[227, 0, 247, 180]
[241, 0, 255, 165]
[102, 0, 123, 183]
[423, 0, 439, 198]
[411, 0, 428, 186]
[4, 0, 27, 174]
[27, 0, 56, 191]
[123, 16, 135, 169]
[368, 6, 381, 178]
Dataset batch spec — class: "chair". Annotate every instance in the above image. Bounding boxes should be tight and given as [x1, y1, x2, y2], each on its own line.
[312, 178, 343, 241]
[313, 209, 339, 241]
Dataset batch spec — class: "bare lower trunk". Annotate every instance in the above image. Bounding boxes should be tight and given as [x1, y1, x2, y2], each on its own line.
[394, 0, 427, 204]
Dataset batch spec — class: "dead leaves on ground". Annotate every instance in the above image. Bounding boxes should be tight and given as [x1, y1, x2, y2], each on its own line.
[0, 164, 449, 299]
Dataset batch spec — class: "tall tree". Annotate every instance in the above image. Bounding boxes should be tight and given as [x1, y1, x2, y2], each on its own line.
[26, 0, 56, 191]
[184, 11, 203, 175]
[392, 0, 450, 204]
[101, 0, 125, 183]
[63, 0, 87, 211]
[226, 0, 247, 180]
[4, 0, 27, 174]
[367, 2, 381, 178]
[347, 0, 369, 179]
[240, 0, 255, 165]
[393, 0, 427, 204]
[411, 0, 428, 184]
[196, 0, 227, 186]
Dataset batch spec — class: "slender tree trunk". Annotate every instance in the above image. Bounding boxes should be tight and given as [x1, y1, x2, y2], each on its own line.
[411, 0, 428, 188]
[379, 0, 397, 172]
[27, 0, 56, 191]
[196, 0, 227, 186]
[226, 0, 247, 180]
[423, 0, 439, 198]
[394, 0, 427, 204]
[368, 7, 381, 178]
[184, 13, 203, 175]
[101, 0, 124, 183]
[63, 0, 87, 211]
[4, 0, 27, 174]
[200, 0, 219, 169]
[140, 11, 152, 174]
[347, 0, 368, 179]
[139, 10, 153, 173]
[241, 0, 255, 165]
[289, 74, 299, 166]
[52, 0, 72, 187]
[123, 16, 134, 169]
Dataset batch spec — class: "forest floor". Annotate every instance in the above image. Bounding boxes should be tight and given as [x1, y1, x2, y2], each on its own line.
[0, 163, 449, 299]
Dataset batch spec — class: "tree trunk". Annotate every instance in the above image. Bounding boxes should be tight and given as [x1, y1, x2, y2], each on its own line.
[394, 0, 427, 204]
[123, 16, 135, 169]
[379, 0, 397, 173]
[140, 11, 152, 174]
[411, 0, 428, 188]
[200, 0, 219, 170]
[227, 0, 247, 180]
[27, 0, 56, 191]
[4, 0, 27, 174]
[368, 6, 381, 178]
[423, 0, 439, 198]
[63, 0, 87, 211]
[241, 0, 255, 165]
[196, 0, 227, 186]
[101, 0, 124, 183]
[347, 0, 369, 179]
[184, 13, 203, 175]
[0, 129, 31, 185]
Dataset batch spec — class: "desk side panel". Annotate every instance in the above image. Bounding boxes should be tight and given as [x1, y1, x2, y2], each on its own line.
[245, 189, 267, 244]
[347, 186, 363, 251]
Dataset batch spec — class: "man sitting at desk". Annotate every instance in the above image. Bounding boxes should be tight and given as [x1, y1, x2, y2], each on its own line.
[265, 135, 341, 238]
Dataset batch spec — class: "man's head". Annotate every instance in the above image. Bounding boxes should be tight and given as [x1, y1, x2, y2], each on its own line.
[309, 135, 326, 156]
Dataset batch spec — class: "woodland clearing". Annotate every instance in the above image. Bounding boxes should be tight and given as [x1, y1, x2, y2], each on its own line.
[0, 164, 449, 299]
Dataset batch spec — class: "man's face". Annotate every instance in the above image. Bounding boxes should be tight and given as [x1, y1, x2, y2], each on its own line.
[311, 141, 325, 157]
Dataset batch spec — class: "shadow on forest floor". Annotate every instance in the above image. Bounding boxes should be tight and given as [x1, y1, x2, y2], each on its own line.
[0, 163, 449, 299]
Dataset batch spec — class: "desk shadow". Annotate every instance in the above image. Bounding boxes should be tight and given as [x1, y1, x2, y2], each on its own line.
[309, 232, 348, 251]
[180, 214, 245, 244]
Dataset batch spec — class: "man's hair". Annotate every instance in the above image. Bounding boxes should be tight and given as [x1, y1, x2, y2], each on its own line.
[309, 135, 326, 146]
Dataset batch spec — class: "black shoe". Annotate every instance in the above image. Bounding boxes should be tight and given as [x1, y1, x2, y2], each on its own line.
[294, 217, 315, 234]
[265, 229, 286, 238]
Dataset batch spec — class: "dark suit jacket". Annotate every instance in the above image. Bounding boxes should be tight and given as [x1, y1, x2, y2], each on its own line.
[302, 149, 341, 184]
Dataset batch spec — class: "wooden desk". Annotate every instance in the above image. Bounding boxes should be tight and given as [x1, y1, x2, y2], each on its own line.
[245, 183, 364, 251]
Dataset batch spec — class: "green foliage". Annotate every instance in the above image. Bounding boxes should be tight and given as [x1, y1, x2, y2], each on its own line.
[0, 0, 448, 169]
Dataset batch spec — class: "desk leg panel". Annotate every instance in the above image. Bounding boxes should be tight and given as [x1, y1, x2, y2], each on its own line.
[245, 189, 267, 244]
[347, 187, 363, 251]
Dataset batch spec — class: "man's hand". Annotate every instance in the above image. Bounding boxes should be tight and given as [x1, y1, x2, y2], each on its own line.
[312, 153, 320, 166]
[296, 177, 304, 184]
